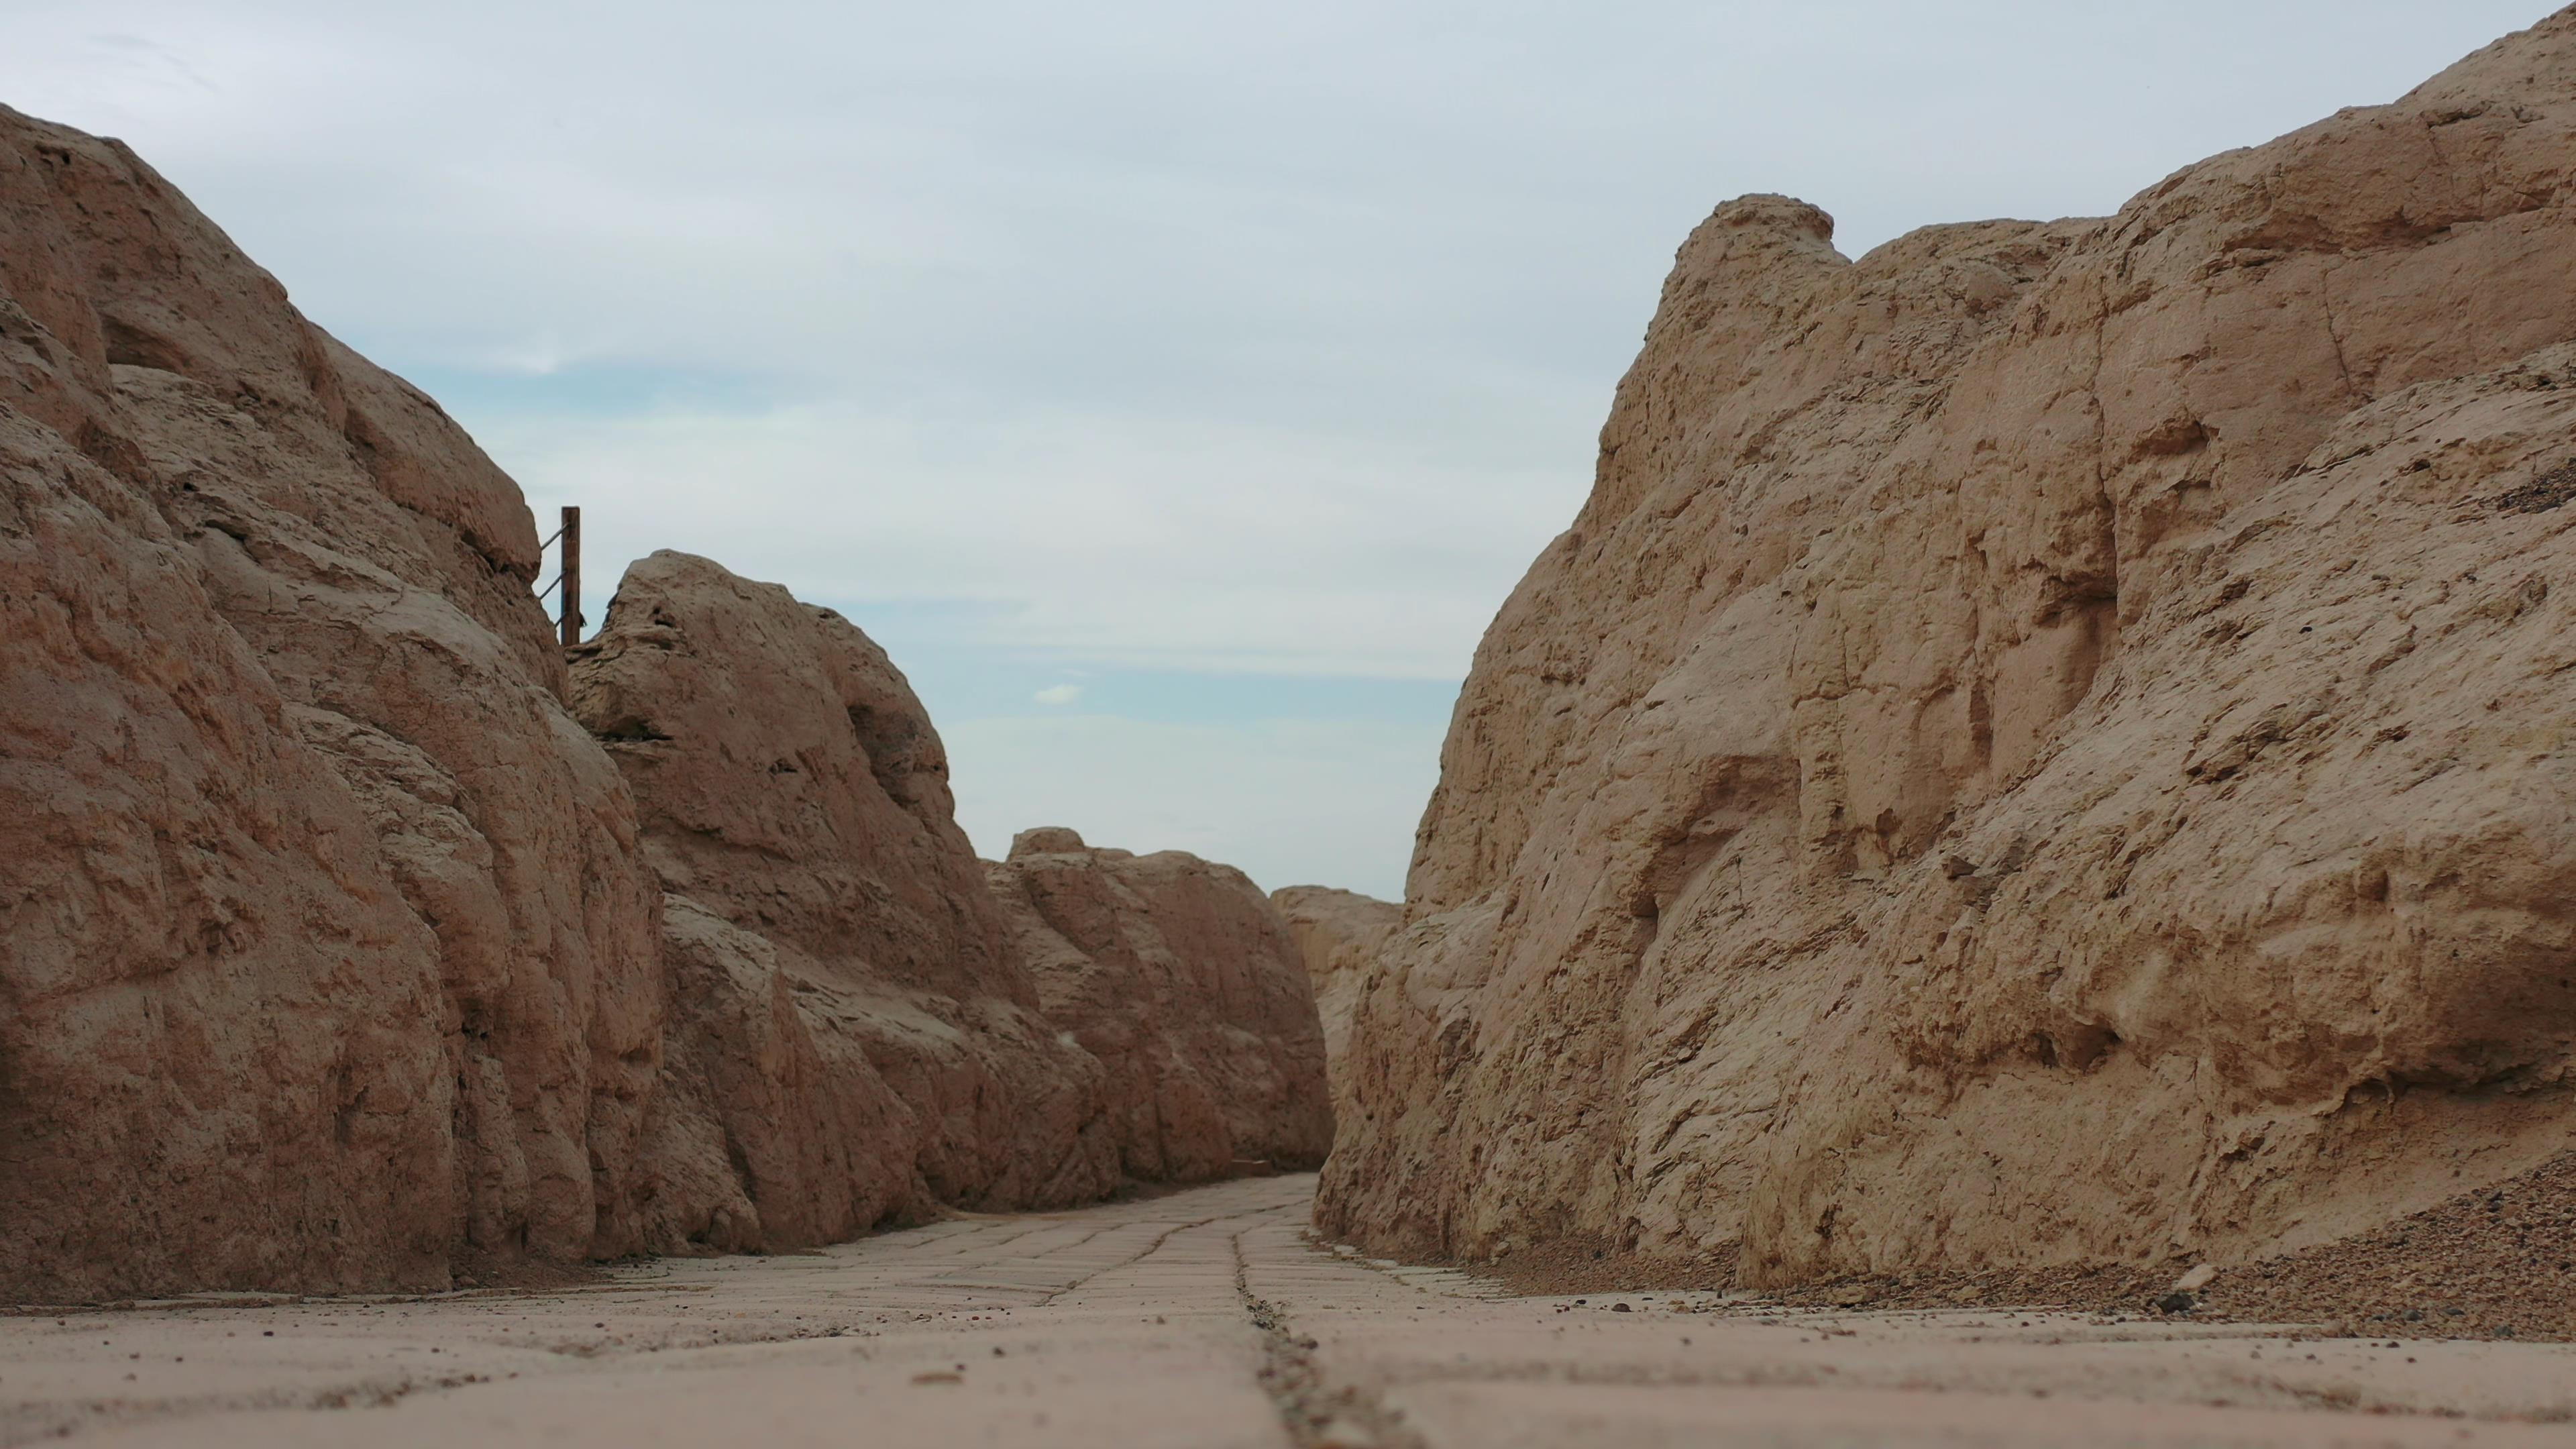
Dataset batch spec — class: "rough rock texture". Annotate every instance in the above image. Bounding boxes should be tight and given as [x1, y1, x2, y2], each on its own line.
[566, 554, 1125, 1250]
[1, 108, 1336, 1297]
[989, 831, 1334, 1179]
[0, 105, 662, 1300]
[1271, 885, 1401, 1116]
[1320, 11, 2576, 1285]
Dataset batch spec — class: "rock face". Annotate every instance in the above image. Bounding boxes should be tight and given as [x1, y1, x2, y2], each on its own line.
[989, 832, 1334, 1179]
[1319, 12, 2576, 1284]
[566, 553, 1122, 1250]
[1271, 886, 1401, 1117]
[1, 107, 1330, 1297]
[0, 105, 665, 1299]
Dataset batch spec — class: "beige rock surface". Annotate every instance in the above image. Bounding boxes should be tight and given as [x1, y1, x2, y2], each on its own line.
[1319, 11, 2576, 1284]
[9, 1177, 2576, 1449]
[1270, 885, 1401, 1115]
[987, 830, 1334, 1179]
[566, 553, 1122, 1249]
[0, 105, 661, 1299]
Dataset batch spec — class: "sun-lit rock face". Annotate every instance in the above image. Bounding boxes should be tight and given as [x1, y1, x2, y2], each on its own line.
[0, 103, 663, 1299]
[1318, 11, 2576, 1283]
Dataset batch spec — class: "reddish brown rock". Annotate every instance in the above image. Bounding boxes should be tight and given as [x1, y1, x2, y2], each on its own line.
[568, 553, 1123, 1248]
[991, 831, 1334, 1178]
[566, 553, 1332, 1234]
[1320, 13, 2576, 1283]
[1, 106, 1337, 1297]
[1271, 886, 1401, 1118]
[0, 105, 662, 1299]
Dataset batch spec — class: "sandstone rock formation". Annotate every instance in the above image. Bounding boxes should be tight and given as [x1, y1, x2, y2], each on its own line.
[990, 832, 1334, 1179]
[566, 553, 1123, 1250]
[1271, 886, 1401, 1117]
[1, 107, 1330, 1298]
[1320, 11, 2576, 1285]
[1, 103, 661, 1301]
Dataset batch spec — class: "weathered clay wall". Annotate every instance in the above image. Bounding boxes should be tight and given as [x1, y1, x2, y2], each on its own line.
[0, 104, 663, 1299]
[991, 830, 1334, 1180]
[1, 110, 1332, 1297]
[1319, 11, 2576, 1283]
[569, 559, 1337, 1245]
[1271, 885, 1401, 1119]
[566, 553, 1126, 1250]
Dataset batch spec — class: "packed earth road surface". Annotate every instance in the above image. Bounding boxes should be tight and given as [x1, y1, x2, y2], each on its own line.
[5, 1176, 2575, 1448]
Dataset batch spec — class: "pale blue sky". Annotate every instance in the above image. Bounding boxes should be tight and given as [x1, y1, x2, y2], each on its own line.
[1, 1, 2550, 897]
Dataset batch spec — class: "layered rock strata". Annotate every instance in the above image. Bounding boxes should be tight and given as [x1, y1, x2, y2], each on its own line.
[1319, 11, 2576, 1285]
[1271, 886, 1401, 1118]
[989, 831, 1334, 1179]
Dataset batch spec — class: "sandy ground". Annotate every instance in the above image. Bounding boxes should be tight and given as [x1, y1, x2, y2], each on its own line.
[5, 1176, 2574, 1448]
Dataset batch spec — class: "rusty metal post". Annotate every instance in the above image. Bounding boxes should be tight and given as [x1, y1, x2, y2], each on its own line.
[558, 504, 582, 647]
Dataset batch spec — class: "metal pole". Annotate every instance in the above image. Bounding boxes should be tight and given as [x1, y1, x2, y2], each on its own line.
[558, 505, 582, 647]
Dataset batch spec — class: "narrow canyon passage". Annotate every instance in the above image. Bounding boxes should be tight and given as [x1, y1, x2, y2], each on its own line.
[4, 1176, 2574, 1448]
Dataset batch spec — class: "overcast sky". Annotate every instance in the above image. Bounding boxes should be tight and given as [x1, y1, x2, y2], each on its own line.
[1, 1, 2549, 898]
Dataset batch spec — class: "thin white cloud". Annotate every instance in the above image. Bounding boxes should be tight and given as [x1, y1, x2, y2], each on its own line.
[1032, 683, 1083, 706]
[478, 400, 1569, 680]
[0, 0, 2545, 892]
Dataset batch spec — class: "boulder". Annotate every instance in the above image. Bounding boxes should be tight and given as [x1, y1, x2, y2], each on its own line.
[1318, 11, 2576, 1283]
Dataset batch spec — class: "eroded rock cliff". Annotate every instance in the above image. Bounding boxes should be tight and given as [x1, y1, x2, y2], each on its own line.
[990, 831, 1334, 1179]
[0, 103, 661, 1300]
[1, 109, 1330, 1297]
[1319, 11, 2576, 1283]
[566, 553, 1124, 1250]
[1271, 885, 1401, 1119]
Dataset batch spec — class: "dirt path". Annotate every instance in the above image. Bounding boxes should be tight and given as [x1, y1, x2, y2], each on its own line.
[5, 1175, 2573, 1446]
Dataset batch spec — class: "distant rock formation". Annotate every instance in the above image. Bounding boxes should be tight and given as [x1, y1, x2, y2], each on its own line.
[1319, 10, 2576, 1285]
[1271, 886, 1400, 1118]
[0, 109, 1326, 1298]
[991, 829, 1334, 1179]
[566, 553, 1123, 1251]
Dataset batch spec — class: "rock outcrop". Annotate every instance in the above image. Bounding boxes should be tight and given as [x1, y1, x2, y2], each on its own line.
[1271, 886, 1401, 1117]
[566, 553, 1124, 1250]
[1, 103, 661, 1300]
[1, 108, 1330, 1297]
[989, 832, 1334, 1179]
[1319, 11, 2576, 1284]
